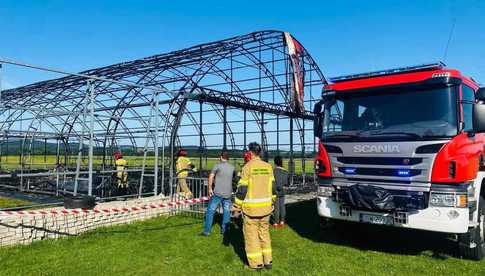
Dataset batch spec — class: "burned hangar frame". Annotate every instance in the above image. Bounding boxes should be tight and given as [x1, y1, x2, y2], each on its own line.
[0, 30, 327, 198]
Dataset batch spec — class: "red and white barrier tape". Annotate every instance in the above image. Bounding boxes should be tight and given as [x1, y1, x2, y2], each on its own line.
[0, 196, 210, 217]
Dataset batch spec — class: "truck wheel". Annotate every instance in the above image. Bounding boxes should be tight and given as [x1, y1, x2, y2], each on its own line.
[458, 195, 485, 260]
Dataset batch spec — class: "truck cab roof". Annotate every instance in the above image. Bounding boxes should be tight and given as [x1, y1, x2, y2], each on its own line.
[326, 62, 480, 92]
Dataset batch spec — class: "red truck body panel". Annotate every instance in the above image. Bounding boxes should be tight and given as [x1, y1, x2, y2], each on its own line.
[326, 69, 479, 91]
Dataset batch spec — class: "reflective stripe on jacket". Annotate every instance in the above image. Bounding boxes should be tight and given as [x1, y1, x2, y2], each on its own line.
[234, 156, 276, 217]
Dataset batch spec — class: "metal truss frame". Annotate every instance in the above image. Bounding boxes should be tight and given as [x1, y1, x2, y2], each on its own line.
[0, 30, 326, 197]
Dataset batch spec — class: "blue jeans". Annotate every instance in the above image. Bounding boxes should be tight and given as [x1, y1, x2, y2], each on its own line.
[203, 194, 232, 235]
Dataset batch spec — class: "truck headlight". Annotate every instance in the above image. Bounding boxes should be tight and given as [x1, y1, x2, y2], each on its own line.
[429, 192, 467, 208]
[318, 186, 334, 197]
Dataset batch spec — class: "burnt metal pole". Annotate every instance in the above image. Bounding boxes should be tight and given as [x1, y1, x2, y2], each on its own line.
[0, 64, 2, 168]
[5, 135, 7, 166]
[260, 112, 264, 148]
[276, 115, 280, 155]
[289, 116, 294, 185]
[199, 101, 203, 171]
[18, 129, 22, 166]
[44, 138, 47, 164]
[154, 90, 160, 196]
[0, 135, 2, 170]
[243, 109, 247, 149]
[56, 137, 60, 196]
[261, 112, 268, 161]
[310, 69, 316, 155]
[0, 63, 2, 100]
[0, 62, 3, 168]
[302, 119, 306, 185]
[88, 80, 95, 196]
[223, 105, 227, 150]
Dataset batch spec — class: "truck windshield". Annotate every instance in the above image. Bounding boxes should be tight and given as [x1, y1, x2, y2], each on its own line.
[321, 86, 458, 141]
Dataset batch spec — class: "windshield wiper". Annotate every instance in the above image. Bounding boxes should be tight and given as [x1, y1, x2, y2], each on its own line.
[367, 131, 423, 139]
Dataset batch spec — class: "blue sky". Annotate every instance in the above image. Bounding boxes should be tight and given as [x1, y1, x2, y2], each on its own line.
[1, 0, 484, 88]
[1, 0, 484, 151]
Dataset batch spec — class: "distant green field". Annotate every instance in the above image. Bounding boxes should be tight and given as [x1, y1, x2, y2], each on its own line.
[0, 155, 315, 174]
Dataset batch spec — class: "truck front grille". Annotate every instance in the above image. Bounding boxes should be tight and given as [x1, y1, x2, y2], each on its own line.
[331, 155, 430, 181]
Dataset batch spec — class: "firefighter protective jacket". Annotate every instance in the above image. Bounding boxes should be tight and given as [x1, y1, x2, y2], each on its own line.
[115, 158, 127, 172]
[176, 156, 193, 178]
[234, 156, 277, 217]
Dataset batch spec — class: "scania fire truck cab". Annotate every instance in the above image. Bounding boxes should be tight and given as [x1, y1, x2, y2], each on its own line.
[313, 63, 485, 260]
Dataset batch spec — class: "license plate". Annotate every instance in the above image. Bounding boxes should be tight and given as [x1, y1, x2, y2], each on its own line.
[360, 214, 393, 225]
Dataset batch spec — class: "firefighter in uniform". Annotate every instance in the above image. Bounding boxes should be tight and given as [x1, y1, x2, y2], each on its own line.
[114, 151, 128, 192]
[233, 142, 276, 271]
[176, 148, 195, 199]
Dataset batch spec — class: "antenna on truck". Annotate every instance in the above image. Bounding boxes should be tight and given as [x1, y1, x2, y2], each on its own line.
[442, 18, 456, 63]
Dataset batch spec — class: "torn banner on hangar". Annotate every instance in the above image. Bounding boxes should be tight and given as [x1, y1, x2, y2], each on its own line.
[284, 32, 305, 114]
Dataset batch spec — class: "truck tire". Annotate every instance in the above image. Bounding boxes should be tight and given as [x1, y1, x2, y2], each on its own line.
[64, 196, 96, 209]
[458, 195, 485, 260]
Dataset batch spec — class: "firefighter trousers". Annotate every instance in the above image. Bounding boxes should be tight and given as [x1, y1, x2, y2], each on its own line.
[117, 171, 128, 188]
[243, 213, 272, 268]
[176, 177, 193, 198]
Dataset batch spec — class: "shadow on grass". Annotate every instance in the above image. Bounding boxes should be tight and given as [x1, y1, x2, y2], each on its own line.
[91, 200, 458, 262]
[199, 212, 247, 264]
[224, 218, 247, 265]
[285, 199, 457, 260]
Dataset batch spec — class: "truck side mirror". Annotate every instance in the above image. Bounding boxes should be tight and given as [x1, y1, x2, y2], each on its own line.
[313, 100, 324, 138]
[314, 115, 324, 138]
[473, 103, 485, 133]
[476, 88, 485, 101]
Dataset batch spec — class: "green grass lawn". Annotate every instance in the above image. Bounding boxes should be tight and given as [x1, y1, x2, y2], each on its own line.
[0, 200, 483, 275]
[0, 196, 32, 209]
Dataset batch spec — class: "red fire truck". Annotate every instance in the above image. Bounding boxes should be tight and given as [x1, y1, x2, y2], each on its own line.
[313, 62, 485, 260]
